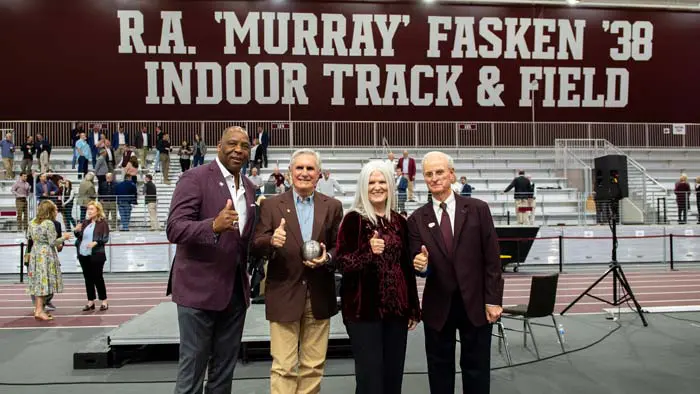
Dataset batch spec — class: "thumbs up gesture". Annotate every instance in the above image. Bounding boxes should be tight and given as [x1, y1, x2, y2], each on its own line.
[212, 199, 239, 234]
[413, 245, 429, 272]
[369, 230, 385, 255]
[271, 218, 287, 248]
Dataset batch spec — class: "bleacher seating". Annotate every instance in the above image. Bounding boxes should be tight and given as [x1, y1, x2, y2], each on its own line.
[627, 149, 700, 223]
[0, 147, 697, 231]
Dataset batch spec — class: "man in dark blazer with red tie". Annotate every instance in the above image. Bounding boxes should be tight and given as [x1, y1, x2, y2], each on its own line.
[166, 126, 256, 394]
[408, 151, 503, 394]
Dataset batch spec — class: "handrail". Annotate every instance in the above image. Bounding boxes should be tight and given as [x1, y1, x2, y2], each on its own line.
[602, 140, 668, 194]
[7, 120, 700, 126]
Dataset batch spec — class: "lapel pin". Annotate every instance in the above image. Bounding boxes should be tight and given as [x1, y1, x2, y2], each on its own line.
[428, 222, 436, 228]
[218, 182, 224, 187]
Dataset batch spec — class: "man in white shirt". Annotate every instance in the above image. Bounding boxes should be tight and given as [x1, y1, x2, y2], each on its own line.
[397, 150, 417, 201]
[113, 126, 129, 159]
[316, 170, 344, 198]
[246, 166, 264, 198]
[166, 126, 257, 394]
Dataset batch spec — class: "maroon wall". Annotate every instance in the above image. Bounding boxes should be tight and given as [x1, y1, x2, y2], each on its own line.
[1, 0, 698, 122]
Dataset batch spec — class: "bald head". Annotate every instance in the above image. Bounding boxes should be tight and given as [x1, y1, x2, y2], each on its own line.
[422, 151, 453, 169]
[220, 126, 247, 143]
[422, 151, 455, 201]
[217, 126, 250, 175]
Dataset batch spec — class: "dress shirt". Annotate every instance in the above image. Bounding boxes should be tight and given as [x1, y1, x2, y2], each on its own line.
[79, 222, 96, 256]
[432, 191, 456, 234]
[246, 174, 263, 190]
[215, 157, 247, 235]
[292, 189, 314, 243]
[11, 180, 30, 198]
[316, 177, 343, 197]
[76, 140, 91, 159]
[0, 140, 14, 158]
[433, 192, 498, 307]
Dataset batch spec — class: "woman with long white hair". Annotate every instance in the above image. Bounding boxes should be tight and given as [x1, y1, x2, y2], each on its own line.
[335, 160, 421, 394]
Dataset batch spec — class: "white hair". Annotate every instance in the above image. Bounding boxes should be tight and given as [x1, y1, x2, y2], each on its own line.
[289, 148, 322, 171]
[350, 160, 395, 226]
[422, 151, 455, 170]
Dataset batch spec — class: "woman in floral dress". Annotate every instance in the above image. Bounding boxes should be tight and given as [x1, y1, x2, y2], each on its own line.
[27, 200, 70, 321]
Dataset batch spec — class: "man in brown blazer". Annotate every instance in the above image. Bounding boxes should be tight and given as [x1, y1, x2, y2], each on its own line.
[253, 148, 344, 394]
[408, 151, 503, 394]
[166, 126, 256, 394]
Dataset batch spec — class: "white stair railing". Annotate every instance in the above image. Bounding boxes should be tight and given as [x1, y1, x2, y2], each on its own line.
[555, 139, 668, 224]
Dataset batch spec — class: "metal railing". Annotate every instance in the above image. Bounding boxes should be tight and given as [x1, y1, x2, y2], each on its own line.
[0, 121, 698, 149]
[554, 142, 593, 196]
[554, 139, 669, 224]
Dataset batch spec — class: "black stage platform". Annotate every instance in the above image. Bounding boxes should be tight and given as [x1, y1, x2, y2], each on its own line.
[496, 226, 539, 272]
[74, 302, 352, 369]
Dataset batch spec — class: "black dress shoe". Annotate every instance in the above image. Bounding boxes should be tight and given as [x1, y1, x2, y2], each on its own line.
[82, 304, 95, 311]
[99, 304, 109, 311]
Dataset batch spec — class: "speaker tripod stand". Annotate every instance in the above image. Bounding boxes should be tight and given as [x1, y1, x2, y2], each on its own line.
[561, 199, 648, 326]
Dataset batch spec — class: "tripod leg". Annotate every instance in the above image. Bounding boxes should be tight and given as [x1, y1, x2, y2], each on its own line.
[614, 267, 649, 327]
[561, 266, 614, 315]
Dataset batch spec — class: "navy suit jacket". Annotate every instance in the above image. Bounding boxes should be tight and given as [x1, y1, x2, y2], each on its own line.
[112, 132, 130, 149]
[166, 160, 257, 311]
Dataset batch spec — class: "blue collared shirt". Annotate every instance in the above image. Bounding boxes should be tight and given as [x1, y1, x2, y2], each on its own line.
[293, 189, 314, 242]
[76, 139, 92, 160]
[0, 140, 14, 158]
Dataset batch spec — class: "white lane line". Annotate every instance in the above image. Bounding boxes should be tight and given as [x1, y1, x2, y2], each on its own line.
[0, 297, 169, 303]
[0, 325, 118, 330]
[0, 313, 137, 319]
[0, 304, 155, 310]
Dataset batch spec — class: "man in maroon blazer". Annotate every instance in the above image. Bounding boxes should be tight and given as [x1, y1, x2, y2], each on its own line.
[397, 150, 416, 201]
[253, 148, 344, 394]
[408, 151, 503, 394]
[166, 126, 256, 394]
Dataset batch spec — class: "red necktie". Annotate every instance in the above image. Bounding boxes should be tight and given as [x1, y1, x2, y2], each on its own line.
[440, 202, 453, 252]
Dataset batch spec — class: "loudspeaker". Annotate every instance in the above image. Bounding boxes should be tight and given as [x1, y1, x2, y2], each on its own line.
[594, 155, 628, 200]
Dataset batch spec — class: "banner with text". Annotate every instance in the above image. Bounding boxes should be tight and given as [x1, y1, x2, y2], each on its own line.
[1, 0, 698, 122]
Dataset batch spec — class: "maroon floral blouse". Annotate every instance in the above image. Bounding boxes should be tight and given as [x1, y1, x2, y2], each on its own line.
[335, 210, 421, 323]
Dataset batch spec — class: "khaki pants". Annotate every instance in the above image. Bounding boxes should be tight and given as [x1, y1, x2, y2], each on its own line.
[515, 199, 528, 224]
[139, 148, 148, 168]
[159, 154, 170, 184]
[39, 151, 49, 173]
[102, 201, 118, 229]
[2, 158, 14, 179]
[147, 202, 160, 230]
[20, 159, 32, 175]
[16, 198, 27, 231]
[115, 146, 125, 162]
[269, 294, 330, 394]
[408, 179, 414, 201]
[527, 198, 536, 225]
